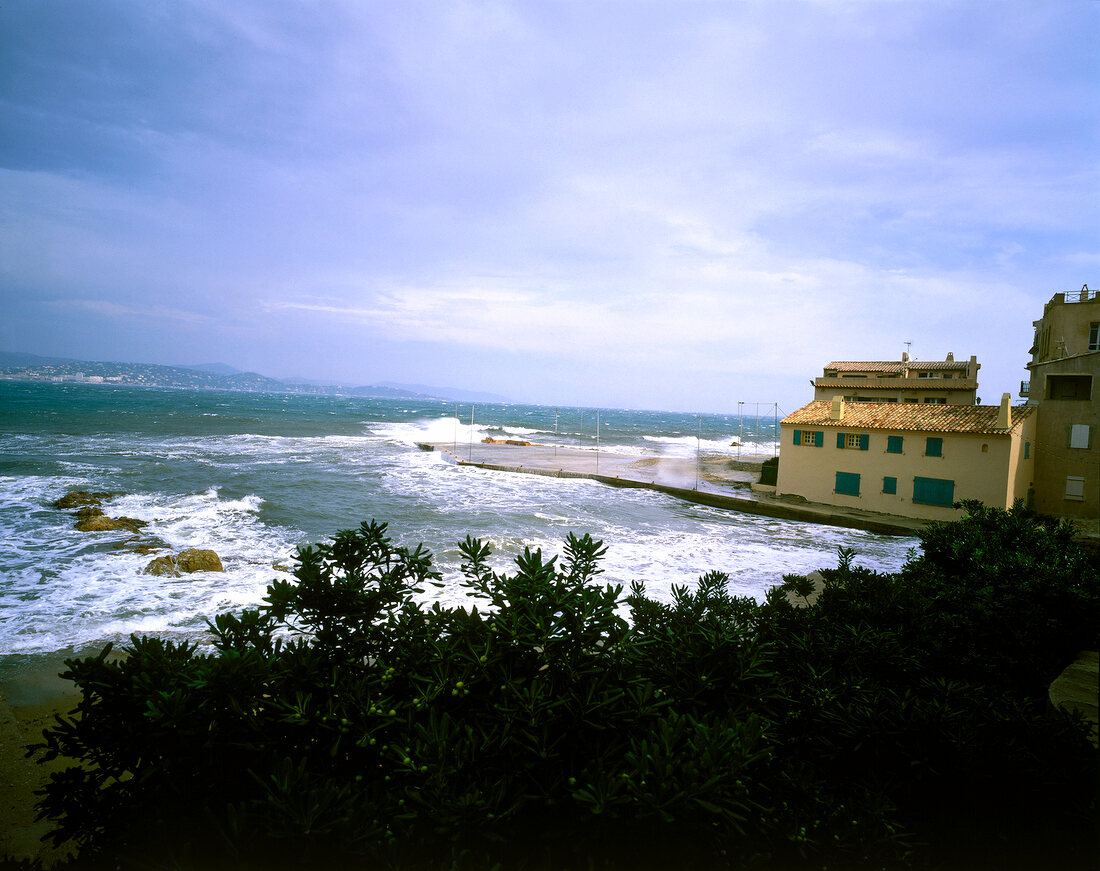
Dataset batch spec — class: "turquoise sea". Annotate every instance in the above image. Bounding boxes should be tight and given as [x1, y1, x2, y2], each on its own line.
[0, 382, 916, 655]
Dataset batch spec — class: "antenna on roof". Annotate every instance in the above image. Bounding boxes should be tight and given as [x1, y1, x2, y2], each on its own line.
[903, 341, 912, 363]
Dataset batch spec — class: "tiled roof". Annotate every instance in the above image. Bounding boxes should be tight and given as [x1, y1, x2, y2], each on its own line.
[825, 362, 904, 373]
[781, 401, 1036, 434]
[825, 360, 970, 372]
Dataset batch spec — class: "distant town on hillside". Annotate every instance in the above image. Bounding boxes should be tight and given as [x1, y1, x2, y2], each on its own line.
[0, 351, 509, 404]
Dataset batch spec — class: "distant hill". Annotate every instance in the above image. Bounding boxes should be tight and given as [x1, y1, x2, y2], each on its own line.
[183, 362, 244, 376]
[379, 382, 511, 403]
[0, 351, 500, 401]
[0, 350, 77, 368]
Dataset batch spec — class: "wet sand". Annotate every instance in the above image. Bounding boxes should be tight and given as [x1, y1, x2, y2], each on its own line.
[0, 653, 83, 867]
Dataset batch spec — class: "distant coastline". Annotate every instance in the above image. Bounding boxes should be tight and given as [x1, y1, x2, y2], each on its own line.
[0, 351, 508, 403]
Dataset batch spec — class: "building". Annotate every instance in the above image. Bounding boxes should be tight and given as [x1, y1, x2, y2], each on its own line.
[812, 354, 980, 405]
[776, 395, 1036, 522]
[1023, 286, 1099, 519]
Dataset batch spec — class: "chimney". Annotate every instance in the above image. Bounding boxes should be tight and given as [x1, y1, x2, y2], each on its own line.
[945, 352, 954, 362]
[901, 351, 909, 363]
[996, 393, 1011, 429]
[830, 396, 845, 421]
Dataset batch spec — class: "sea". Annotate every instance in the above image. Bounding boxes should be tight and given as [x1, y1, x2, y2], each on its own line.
[0, 382, 918, 657]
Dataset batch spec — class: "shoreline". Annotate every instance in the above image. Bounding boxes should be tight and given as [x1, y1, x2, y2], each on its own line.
[431, 441, 927, 537]
[0, 653, 84, 867]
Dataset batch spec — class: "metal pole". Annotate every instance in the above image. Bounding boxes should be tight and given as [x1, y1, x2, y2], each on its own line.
[554, 408, 558, 460]
[695, 414, 701, 490]
[738, 402, 743, 459]
[453, 403, 458, 455]
[596, 409, 600, 475]
[469, 404, 474, 461]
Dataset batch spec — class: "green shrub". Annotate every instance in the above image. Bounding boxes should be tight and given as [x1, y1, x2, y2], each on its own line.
[30, 509, 1099, 870]
[758, 456, 779, 486]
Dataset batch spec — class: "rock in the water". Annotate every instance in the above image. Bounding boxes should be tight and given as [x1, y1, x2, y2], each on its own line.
[176, 549, 224, 573]
[53, 490, 114, 509]
[74, 513, 148, 533]
[143, 556, 181, 577]
[142, 549, 223, 576]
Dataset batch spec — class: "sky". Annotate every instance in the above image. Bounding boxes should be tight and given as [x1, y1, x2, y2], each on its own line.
[1, 1, 1097, 413]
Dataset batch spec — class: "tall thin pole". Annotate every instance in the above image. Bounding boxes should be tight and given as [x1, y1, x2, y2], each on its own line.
[695, 414, 701, 490]
[453, 403, 458, 455]
[469, 404, 474, 461]
[595, 409, 600, 475]
[738, 401, 743, 460]
[554, 408, 559, 460]
[773, 403, 779, 457]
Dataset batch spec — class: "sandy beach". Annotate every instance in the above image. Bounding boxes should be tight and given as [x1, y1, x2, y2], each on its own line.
[0, 654, 84, 867]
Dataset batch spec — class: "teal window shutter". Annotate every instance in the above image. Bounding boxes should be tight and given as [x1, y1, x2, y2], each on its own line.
[887, 435, 903, 453]
[814, 431, 824, 447]
[913, 476, 954, 506]
[835, 471, 861, 496]
[1024, 441, 1030, 459]
[926, 437, 943, 457]
[859, 434, 869, 451]
[793, 429, 801, 445]
[837, 432, 846, 449]
[883, 476, 897, 494]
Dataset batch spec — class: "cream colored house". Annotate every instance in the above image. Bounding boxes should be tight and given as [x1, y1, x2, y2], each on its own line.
[776, 395, 1036, 522]
[1023, 286, 1099, 519]
[812, 353, 980, 405]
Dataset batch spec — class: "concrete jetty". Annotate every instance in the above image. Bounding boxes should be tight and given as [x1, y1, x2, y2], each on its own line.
[427, 441, 926, 536]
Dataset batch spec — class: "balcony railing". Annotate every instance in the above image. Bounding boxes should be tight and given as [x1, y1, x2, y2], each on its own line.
[1064, 284, 1096, 303]
[1019, 380, 1030, 397]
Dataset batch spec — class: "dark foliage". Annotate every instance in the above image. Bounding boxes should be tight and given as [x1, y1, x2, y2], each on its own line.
[759, 456, 779, 486]
[30, 508, 1099, 870]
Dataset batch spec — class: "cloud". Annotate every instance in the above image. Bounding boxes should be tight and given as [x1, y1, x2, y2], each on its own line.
[1, 1, 1096, 409]
[48, 299, 213, 326]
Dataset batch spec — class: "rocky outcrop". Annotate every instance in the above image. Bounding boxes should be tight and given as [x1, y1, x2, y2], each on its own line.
[143, 556, 180, 577]
[143, 549, 224, 577]
[176, 549, 223, 573]
[72, 507, 148, 533]
[51, 490, 115, 509]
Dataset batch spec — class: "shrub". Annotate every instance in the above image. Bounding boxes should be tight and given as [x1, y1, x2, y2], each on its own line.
[30, 509, 1100, 870]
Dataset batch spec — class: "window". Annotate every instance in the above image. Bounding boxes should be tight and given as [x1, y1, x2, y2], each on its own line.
[882, 476, 897, 495]
[1069, 424, 1091, 449]
[793, 430, 824, 447]
[925, 437, 943, 457]
[913, 476, 954, 507]
[1065, 476, 1085, 501]
[1024, 441, 1030, 459]
[1089, 322, 1099, 352]
[1047, 374, 1092, 401]
[835, 471, 861, 496]
[922, 398, 947, 404]
[886, 435, 904, 454]
[837, 433, 870, 450]
[903, 398, 920, 404]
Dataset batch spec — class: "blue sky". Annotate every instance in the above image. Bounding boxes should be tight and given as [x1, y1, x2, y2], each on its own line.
[1, 1, 1096, 412]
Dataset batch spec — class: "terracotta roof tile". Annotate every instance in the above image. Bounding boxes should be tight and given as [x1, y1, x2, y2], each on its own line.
[825, 360, 971, 372]
[781, 401, 1035, 434]
[825, 362, 904, 373]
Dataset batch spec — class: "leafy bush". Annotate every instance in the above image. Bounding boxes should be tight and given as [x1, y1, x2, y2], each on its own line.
[758, 456, 779, 486]
[30, 509, 1100, 870]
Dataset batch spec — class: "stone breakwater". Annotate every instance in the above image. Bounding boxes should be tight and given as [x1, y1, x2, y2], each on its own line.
[430, 442, 926, 537]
